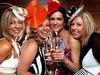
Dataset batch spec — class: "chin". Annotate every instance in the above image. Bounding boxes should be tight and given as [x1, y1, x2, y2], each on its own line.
[72, 35, 79, 39]
[41, 36, 48, 39]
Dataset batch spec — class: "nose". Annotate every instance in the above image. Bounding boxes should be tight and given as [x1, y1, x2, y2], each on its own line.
[15, 23, 22, 28]
[43, 26, 49, 32]
[54, 20, 57, 24]
[71, 24, 78, 30]
[43, 27, 47, 31]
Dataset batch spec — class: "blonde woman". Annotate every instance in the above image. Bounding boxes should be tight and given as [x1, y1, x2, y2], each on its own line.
[0, 5, 27, 74]
[70, 11, 100, 75]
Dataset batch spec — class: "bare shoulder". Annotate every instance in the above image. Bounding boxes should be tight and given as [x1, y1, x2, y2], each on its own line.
[23, 39, 38, 48]
[0, 38, 12, 63]
[0, 38, 12, 53]
[21, 38, 38, 54]
[69, 35, 79, 43]
[68, 35, 80, 50]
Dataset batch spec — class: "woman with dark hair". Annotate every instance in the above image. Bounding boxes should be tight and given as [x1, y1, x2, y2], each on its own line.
[45, 1, 81, 75]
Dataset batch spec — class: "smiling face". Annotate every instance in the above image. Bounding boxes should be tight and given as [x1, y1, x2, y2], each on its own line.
[8, 17, 24, 39]
[35, 18, 51, 40]
[70, 16, 85, 40]
[50, 11, 65, 32]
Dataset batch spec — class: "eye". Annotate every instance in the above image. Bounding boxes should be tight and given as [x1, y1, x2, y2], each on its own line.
[18, 21, 23, 24]
[46, 24, 50, 26]
[10, 20, 14, 24]
[50, 17, 54, 21]
[57, 18, 63, 21]
[77, 23, 81, 26]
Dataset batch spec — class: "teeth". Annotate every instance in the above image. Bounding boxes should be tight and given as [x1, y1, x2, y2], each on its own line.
[13, 29, 21, 34]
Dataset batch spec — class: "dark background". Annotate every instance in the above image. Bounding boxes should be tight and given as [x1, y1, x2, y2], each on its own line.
[0, 0, 100, 29]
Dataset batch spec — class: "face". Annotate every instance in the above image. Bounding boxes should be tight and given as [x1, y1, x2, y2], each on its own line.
[8, 17, 24, 39]
[50, 11, 65, 32]
[70, 17, 85, 39]
[35, 18, 50, 40]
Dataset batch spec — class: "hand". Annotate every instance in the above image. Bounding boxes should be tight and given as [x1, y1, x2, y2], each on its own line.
[44, 52, 52, 63]
[51, 48, 65, 61]
[0, 72, 3, 75]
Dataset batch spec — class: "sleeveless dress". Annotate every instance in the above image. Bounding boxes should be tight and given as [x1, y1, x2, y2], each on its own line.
[0, 38, 20, 74]
[28, 46, 47, 75]
[52, 37, 72, 75]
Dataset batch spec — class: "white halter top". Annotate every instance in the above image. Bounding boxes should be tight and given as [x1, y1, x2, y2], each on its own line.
[0, 39, 20, 74]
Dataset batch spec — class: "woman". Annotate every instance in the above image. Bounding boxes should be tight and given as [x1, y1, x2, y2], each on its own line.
[45, 1, 81, 75]
[17, 5, 51, 75]
[0, 5, 27, 74]
[69, 11, 100, 75]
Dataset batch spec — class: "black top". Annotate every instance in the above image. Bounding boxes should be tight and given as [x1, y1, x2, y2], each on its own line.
[80, 32, 100, 68]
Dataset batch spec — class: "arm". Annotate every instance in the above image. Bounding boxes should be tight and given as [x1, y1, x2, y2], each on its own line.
[17, 39, 38, 75]
[92, 33, 100, 63]
[62, 36, 81, 72]
[0, 39, 12, 63]
[51, 35, 81, 72]
[0, 73, 3, 75]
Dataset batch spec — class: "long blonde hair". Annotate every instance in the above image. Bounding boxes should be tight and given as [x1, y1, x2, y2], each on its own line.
[79, 11, 96, 46]
[0, 7, 14, 40]
[0, 7, 21, 58]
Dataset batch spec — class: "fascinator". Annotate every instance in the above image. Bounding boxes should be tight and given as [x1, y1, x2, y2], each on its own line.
[66, 4, 84, 22]
[25, 3, 48, 29]
[0, 3, 29, 44]
[10, 6, 28, 21]
[0, 3, 28, 21]
[47, 0, 68, 23]
[66, 0, 84, 22]
[10, 5, 29, 42]
[47, 0, 60, 15]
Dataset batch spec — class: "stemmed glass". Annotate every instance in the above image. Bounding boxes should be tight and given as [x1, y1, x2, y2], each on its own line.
[44, 31, 61, 62]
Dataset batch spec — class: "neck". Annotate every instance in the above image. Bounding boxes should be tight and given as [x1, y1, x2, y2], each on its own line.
[38, 36, 45, 43]
[59, 28, 66, 35]
[80, 35, 86, 46]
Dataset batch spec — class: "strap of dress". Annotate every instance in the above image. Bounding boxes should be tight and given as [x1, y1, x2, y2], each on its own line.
[11, 39, 20, 57]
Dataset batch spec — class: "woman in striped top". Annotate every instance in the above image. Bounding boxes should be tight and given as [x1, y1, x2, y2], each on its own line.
[17, 5, 51, 75]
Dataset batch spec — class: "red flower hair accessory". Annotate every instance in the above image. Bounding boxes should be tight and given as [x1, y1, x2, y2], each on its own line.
[48, 1, 60, 15]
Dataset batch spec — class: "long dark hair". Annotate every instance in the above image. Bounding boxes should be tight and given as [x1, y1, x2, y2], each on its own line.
[49, 6, 69, 30]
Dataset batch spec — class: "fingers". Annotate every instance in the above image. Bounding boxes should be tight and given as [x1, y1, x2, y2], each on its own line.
[44, 48, 65, 62]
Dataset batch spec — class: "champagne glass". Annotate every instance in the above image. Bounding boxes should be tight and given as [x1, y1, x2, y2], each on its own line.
[44, 36, 53, 64]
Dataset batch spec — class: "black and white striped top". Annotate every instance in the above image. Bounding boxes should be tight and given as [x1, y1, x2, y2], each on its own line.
[28, 46, 47, 75]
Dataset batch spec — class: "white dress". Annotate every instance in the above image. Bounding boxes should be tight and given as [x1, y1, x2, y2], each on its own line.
[0, 39, 19, 74]
[82, 49, 100, 75]
[0, 54, 18, 74]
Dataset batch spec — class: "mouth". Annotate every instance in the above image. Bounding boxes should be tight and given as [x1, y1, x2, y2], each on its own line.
[13, 29, 21, 34]
[42, 31, 49, 36]
[52, 24, 59, 29]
